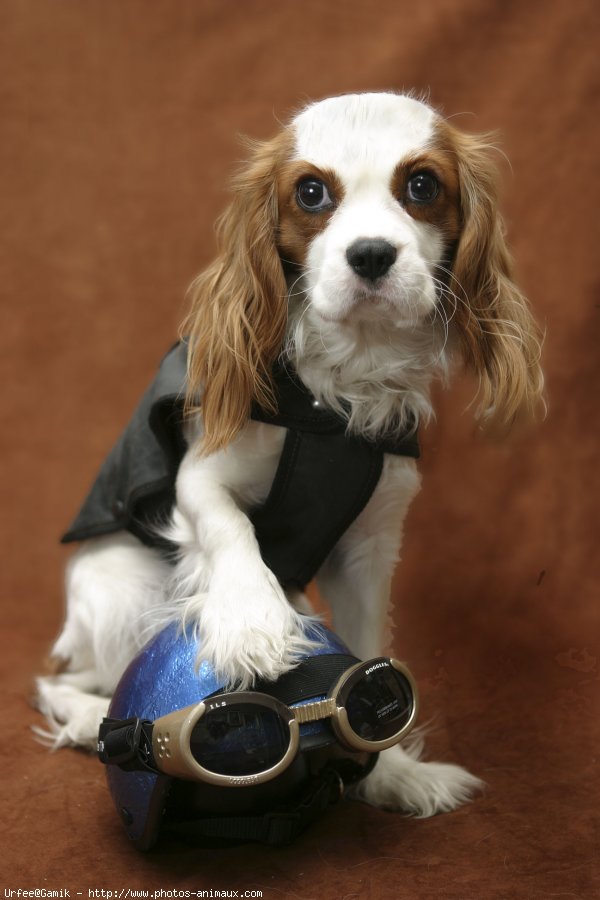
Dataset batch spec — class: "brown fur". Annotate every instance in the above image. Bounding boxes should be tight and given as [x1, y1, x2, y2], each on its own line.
[182, 131, 293, 455]
[277, 162, 345, 267]
[391, 151, 461, 241]
[435, 121, 545, 431]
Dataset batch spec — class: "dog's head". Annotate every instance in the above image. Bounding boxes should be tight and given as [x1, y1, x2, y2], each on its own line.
[184, 93, 544, 453]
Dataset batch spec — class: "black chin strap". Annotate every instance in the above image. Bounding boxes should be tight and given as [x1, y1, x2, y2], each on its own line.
[163, 766, 345, 847]
[161, 756, 379, 847]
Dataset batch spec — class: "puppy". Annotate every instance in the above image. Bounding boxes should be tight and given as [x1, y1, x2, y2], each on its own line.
[36, 92, 543, 816]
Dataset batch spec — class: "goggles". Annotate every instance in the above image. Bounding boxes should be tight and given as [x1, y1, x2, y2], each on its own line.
[99, 656, 417, 787]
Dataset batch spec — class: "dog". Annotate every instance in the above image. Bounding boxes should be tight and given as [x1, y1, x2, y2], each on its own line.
[36, 92, 544, 817]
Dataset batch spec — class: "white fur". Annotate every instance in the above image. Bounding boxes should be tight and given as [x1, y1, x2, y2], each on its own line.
[293, 93, 435, 182]
[159, 421, 319, 688]
[317, 455, 422, 659]
[350, 738, 484, 817]
[292, 93, 443, 333]
[36, 92, 483, 816]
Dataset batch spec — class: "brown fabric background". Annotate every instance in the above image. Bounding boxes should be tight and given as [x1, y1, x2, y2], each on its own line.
[1, 0, 598, 895]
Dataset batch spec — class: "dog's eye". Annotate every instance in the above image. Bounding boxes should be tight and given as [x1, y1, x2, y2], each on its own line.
[296, 179, 333, 212]
[406, 172, 439, 203]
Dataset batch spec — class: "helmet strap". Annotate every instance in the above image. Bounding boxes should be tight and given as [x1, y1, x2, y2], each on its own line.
[162, 766, 344, 847]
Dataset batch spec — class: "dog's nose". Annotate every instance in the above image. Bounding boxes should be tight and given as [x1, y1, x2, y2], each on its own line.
[346, 239, 398, 282]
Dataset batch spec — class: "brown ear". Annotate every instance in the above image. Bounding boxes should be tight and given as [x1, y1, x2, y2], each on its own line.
[183, 133, 291, 455]
[444, 126, 545, 431]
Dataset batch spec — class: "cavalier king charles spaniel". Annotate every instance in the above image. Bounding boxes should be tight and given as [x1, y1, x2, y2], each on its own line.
[36, 92, 544, 816]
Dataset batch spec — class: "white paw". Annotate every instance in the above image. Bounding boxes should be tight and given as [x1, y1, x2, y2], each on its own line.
[350, 738, 484, 817]
[34, 675, 110, 751]
[188, 566, 320, 689]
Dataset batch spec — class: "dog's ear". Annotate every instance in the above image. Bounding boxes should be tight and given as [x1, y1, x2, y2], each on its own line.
[445, 126, 545, 432]
[183, 133, 290, 455]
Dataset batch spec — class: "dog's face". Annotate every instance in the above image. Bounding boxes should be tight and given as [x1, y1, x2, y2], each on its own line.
[278, 94, 460, 328]
[185, 92, 544, 454]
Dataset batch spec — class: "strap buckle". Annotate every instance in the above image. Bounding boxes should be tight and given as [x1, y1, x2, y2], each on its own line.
[98, 717, 155, 771]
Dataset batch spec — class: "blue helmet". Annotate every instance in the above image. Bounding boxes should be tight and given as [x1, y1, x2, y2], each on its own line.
[98, 618, 418, 850]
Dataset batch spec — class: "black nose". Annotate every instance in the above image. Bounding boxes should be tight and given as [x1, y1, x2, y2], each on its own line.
[346, 239, 398, 282]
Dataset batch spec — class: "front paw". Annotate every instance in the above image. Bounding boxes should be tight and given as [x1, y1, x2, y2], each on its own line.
[351, 741, 484, 817]
[197, 566, 318, 689]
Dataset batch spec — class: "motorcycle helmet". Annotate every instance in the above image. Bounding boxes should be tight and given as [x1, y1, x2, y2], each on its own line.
[98, 618, 418, 849]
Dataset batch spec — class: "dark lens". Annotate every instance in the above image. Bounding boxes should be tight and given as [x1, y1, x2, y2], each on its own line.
[345, 665, 414, 742]
[189, 703, 290, 776]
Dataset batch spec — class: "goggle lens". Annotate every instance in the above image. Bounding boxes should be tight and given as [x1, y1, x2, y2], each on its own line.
[189, 703, 290, 776]
[345, 665, 414, 742]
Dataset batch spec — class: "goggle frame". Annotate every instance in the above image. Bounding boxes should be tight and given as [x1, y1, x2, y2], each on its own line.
[152, 657, 418, 786]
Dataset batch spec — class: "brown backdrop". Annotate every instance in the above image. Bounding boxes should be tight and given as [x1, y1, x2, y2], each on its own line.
[1, 1, 598, 896]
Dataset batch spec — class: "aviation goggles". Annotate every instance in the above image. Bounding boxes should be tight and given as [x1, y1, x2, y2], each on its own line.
[99, 656, 417, 787]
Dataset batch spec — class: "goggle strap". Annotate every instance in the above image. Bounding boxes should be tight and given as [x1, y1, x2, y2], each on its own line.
[245, 653, 360, 705]
[98, 717, 157, 772]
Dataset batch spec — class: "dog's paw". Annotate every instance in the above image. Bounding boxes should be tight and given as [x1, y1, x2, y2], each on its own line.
[350, 740, 484, 817]
[191, 565, 320, 689]
[199, 600, 318, 689]
[34, 675, 109, 751]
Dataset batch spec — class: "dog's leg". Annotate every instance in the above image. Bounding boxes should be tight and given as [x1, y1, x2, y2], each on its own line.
[165, 434, 319, 690]
[349, 737, 484, 816]
[34, 671, 110, 750]
[317, 456, 421, 659]
[317, 455, 483, 814]
[34, 533, 170, 748]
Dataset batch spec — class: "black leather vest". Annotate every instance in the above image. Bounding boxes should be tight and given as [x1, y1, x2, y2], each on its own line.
[62, 342, 419, 589]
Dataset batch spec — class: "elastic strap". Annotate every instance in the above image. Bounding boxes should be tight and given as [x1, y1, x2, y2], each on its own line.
[231, 653, 359, 705]
[98, 717, 157, 772]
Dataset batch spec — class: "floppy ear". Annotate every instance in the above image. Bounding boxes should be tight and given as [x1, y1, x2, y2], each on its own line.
[183, 133, 291, 455]
[445, 126, 545, 431]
